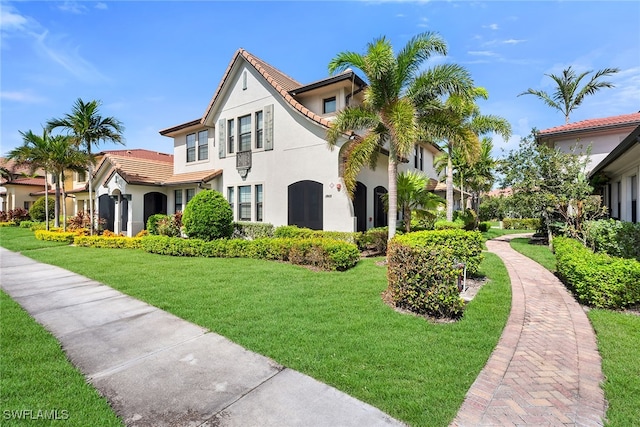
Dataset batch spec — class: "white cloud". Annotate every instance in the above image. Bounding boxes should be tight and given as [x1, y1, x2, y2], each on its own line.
[503, 39, 526, 45]
[95, 2, 108, 10]
[483, 23, 499, 30]
[468, 50, 498, 57]
[57, 1, 88, 14]
[0, 90, 47, 104]
[0, 7, 28, 32]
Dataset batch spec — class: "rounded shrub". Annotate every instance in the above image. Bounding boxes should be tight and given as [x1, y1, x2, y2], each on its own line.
[182, 190, 233, 240]
[29, 196, 55, 222]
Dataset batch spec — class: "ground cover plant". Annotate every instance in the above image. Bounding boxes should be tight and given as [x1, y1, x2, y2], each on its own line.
[509, 235, 640, 427]
[0, 291, 122, 426]
[0, 227, 511, 427]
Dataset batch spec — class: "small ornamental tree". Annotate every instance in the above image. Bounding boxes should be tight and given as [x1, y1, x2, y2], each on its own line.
[182, 190, 233, 240]
[29, 196, 55, 222]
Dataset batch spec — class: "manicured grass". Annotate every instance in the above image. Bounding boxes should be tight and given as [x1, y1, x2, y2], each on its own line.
[0, 291, 123, 426]
[509, 237, 556, 271]
[0, 227, 511, 427]
[588, 310, 640, 427]
[508, 235, 639, 427]
[481, 228, 533, 242]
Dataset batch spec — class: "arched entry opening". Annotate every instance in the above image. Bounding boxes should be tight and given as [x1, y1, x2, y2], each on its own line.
[374, 186, 388, 228]
[288, 180, 323, 230]
[353, 181, 367, 232]
[98, 194, 115, 232]
[143, 192, 167, 229]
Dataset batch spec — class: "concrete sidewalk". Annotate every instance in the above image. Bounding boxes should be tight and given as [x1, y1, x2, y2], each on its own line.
[452, 235, 606, 426]
[0, 248, 404, 427]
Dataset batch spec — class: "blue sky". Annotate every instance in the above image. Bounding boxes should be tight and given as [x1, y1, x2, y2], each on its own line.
[2, 1, 639, 159]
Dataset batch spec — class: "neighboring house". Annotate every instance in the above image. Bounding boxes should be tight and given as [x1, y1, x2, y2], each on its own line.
[589, 125, 640, 223]
[0, 158, 48, 212]
[93, 48, 442, 237]
[537, 112, 640, 173]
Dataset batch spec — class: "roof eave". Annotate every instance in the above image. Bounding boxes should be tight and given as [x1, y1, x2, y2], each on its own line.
[589, 125, 640, 178]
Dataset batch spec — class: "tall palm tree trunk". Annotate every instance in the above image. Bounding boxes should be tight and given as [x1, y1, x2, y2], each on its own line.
[44, 170, 50, 230]
[446, 154, 454, 221]
[387, 156, 398, 241]
[88, 164, 94, 235]
[61, 172, 67, 232]
[54, 175, 61, 228]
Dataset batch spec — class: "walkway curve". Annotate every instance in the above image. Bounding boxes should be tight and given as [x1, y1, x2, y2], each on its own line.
[452, 234, 606, 426]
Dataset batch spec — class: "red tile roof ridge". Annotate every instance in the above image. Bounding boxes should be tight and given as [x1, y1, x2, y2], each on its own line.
[538, 112, 640, 135]
[100, 149, 174, 163]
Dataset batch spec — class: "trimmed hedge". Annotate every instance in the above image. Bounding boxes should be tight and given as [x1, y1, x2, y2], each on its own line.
[34, 230, 76, 243]
[233, 222, 276, 239]
[554, 236, 640, 309]
[478, 221, 491, 232]
[273, 225, 358, 243]
[74, 235, 143, 249]
[584, 219, 640, 260]
[182, 190, 233, 240]
[140, 235, 360, 271]
[502, 218, 540, 230]
[387, 230, 484, 319]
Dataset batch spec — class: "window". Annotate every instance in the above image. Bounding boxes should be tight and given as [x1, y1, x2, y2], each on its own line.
[255, 111, 263, 149]
[186, 188, 195, 204]
[197, 130, 208, 160]
[76, 170, 86, 182]
[238, 186, 251, 221]
[23, 201, 31, 210]
[255, 184, 263, 222]
[227, 119, 235, 153]
[227, 187, 235, 215]
[414, 146, 419, 169]
[323, 96, 336, 114]
[186, 133, 196, 162]
[419, 146, 424, 171]
[175, 189, 183, 213]
[239, 115, 251, 152]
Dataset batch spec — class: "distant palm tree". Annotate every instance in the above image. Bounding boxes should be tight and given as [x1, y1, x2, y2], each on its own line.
[391, 170, 444, 232]
[519, 66, 619, 124]
[421, 90, 511, 220]
[48, 98, 124, 234]
[326, 32, 476, 240]
[7, 129, 54, 229]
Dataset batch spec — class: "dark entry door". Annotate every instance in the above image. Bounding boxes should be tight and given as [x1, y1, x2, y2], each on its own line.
[143, 192, 167, 229]
[288, 180, 323, 230]
[98, 194, 115, 232]
[374, 186, 388, 228]
[353, 181, 367, 232]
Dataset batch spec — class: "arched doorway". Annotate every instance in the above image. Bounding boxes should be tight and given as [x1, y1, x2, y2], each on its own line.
[353, 181, 367, 232]
[288, 180, 323, 230]
[374, 186, 388, 228]
[143, 192, 167, 229]
[98, 194, 115, 232]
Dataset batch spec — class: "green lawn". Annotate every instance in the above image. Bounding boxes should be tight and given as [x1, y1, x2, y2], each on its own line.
[509, 236, 640, 427]
[0, 227, 512, 427]
[0, 291, 123, 426]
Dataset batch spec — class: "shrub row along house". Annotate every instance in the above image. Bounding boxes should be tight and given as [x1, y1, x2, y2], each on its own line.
[2, 49, 451, 236]
[536, 112, 640, 223]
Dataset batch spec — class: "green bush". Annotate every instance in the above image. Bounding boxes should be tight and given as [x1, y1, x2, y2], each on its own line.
[434, 219, 465, 230]
[454, 209, 478, 231]
[478, 221, 491, 232]
[233, 222, 276, 239]
[554, 237, 640, 309]
[29, 196, 55, 222]
[357, 227, 389, 253]
[74, 235, 143, 249]
[146, 214, 168, 235]
[273, 225, 359, 244]
[140, 235, 360, 271]
[182, 190, 233, 241]
[387, 235, 467, 319]
[584, 219, 640, 260]
[34, 230, 75, 243]
[502, 218, 540, 230]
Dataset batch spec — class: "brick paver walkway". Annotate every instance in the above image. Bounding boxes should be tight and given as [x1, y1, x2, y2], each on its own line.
[452, 235, 606, 426]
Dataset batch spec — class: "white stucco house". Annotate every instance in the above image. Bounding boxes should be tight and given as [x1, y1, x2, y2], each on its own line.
[94, 49, 444, 237]
[589, 124, 640, 223]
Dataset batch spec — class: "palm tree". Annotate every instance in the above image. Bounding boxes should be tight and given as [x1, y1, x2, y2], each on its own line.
[518, 66, 619, 124]
[47, 135, 92, 231]
[48, 98, 124, 234]
[7, 129, 54, 229]
[465, 137, 497, 211]
[326, 32, 476, 240]
[388, 170, 444, 232]
[420, 90, 511, 221]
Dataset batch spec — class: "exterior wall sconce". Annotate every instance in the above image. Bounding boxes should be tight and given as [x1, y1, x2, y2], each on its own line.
[336, 183, 342, 191]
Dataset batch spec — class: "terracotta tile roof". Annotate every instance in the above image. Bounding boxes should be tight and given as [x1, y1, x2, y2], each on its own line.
[96, 150, 221, 187]
[99, 149, 174, 163]
[538, 112, 640, 136]
[198, 49, 332, 132]
[0, 157, 46, 177]
[426, 178, 447, 192]
[163, 170, 222, 185]
[3, 176, 47, 187]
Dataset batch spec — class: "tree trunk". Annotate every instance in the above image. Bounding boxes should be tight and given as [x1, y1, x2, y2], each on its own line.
[61, 172, 67, 232]
[387, 155, 398, 242]
[44, 169, 50, 231]
[460, 172, 464, 212]
[88, 163, 94, 235]
[446, 154, 454, 221]
[54, 173, 61, 228]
